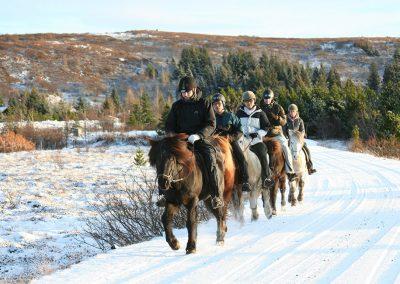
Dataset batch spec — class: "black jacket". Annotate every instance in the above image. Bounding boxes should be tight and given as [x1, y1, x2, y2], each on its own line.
[165, 90, 215, 138]
[260, 100, 287, 127]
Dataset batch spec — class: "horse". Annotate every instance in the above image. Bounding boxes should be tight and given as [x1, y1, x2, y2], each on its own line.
[148, 133, 235, 254]
[287, 130, 307, 206]
[232, 136, 272, 224]
[263, 137, 287, 215]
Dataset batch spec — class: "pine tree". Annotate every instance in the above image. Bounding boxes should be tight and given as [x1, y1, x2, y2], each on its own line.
[327, 67, 341, 89]
[110, 88, 121, 112]
[103, 95, 115, 116]
[133, 148, 147, 166]
[156, 103, 171, 135]
[75, 96, 88, 114]
[367, 63, 380, 92]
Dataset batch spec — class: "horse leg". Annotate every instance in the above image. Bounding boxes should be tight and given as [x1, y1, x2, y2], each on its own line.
[289, 180, 297, 206]
[298, 176, 305, 203]
[280, 177, 287, 210]
[232, 185, 245, 225]
[270, 181, 278, 215]
[185, 198, 198, 254]
[249, 188, 259, 221]
[205, 199, 226, 245]
[262, 188, 273, 219]
[162, 203, 180, 250]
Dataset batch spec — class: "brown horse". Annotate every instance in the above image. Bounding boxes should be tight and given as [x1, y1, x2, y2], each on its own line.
[148, 133, 235, 254]
[264, 137, 287, 216]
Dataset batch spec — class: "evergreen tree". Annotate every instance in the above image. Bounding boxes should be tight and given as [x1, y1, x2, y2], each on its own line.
[103, 95, 115, 116]
[133, 148, 147, 166]
[367, 63, 380, 92]
[75, 96, 88, 114]
[110, 88, 121, 112]
[327, 67, 341, 89]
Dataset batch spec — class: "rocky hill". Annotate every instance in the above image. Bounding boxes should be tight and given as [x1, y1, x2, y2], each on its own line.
[0, 30, 399, 102]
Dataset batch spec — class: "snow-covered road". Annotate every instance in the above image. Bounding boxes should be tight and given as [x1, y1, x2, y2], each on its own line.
[37, 141, 400, 283]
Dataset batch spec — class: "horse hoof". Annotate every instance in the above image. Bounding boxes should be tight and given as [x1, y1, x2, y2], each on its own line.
[216, 240, 224, 246]
[281, 206, 286, 212]
[291, 202, 296, 207]
[267, 213, 273, 219]
[272, 210, 277, 215]
[251, 215, 259, 222]
[186, 248, 196, 254]
[168, 239, 180, 250]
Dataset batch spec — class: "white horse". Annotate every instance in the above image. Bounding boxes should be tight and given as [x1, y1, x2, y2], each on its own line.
[288, 130, 308, 206]
[232, 136, 272, 223]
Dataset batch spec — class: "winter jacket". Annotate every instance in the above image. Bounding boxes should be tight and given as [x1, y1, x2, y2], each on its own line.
[236, 105, 271, 145]
[214, 111, 243, 142]
[165, 90, 215, 138]
[283, 113, 305, 138]
[260, 100, 287, 136]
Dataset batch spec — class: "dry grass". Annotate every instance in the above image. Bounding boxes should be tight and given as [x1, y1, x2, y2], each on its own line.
[0, 131, 35, 153]
[350, 137, 400, 159]
[12, 125, 67, 150]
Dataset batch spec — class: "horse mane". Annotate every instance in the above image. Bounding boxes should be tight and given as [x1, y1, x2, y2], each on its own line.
[290, 130, 304, 144]
[263, 137, 282, 154]
[148, 133, 195, 172]
[212, 135, 235, 197]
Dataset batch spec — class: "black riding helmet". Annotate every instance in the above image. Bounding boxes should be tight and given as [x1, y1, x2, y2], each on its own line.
[177, 76, 197, 93]
[263, 88, 275, 100]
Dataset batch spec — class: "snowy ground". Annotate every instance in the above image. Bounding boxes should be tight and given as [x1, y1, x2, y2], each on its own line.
[0, 144, 154, 281]
[34, 140, 400, 283]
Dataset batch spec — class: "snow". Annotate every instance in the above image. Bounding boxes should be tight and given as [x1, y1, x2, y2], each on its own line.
[0, 144, 154, 281]
[34, 141, 400, 283]
[100, 32, 157, 41]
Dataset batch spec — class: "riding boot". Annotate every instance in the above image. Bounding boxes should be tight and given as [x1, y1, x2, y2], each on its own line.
[303, 143, 316, 175]
[232, 141, 251, 192]
[196, 139, 224, 209]
[250, 142, 274, 188]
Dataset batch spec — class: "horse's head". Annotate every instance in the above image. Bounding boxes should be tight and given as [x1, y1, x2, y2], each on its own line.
[288, 130, 305, 160]
[148, 134, 193, 192]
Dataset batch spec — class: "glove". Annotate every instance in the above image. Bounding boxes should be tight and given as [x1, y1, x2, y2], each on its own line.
[249, 133, 258, 139]
[271, 113, 279, 120]
[188, 134, 201, 144]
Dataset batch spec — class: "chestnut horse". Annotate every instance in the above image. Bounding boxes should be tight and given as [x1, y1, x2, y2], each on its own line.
[148, 134, 235, 254]
[264, 137, 287, 215]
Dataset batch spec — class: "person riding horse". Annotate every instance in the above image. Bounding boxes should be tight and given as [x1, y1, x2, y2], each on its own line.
[260, 88, 297, 182]
[236, 91, 274, 188]
[164, 76, 224, 209]
[211, 93, 251, 192]
[284, 104, 317, 175]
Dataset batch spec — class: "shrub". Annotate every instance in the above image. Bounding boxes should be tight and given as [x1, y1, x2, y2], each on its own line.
[0, 131, 35, 153]
[82, 170, 210, 250]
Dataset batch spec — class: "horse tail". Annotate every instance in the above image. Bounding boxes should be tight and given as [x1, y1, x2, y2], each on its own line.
[213, 136, 236, 201]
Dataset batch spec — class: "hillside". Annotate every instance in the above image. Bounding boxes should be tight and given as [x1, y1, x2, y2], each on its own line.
[1, 30, 399, 102]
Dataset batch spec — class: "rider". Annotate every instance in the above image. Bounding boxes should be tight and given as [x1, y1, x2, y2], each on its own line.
[260, 88, 297, 182]
[236, 91, 274, 188]
[284, 104, 317, 175]
[165, 76, 224, 209]
[212, 93, 251, 192]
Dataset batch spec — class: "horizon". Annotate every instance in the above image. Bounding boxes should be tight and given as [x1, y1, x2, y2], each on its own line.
[1, 0, 400, 38]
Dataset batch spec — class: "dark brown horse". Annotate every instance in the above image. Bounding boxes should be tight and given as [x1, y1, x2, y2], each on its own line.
[148, 133, 235, 254]
[264, 137, 287, 215]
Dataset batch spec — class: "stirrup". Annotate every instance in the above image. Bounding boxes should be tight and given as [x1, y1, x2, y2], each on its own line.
[263, 178, 274, 188]
[242, 182, 251, 192]
[211, 197, 224, 209]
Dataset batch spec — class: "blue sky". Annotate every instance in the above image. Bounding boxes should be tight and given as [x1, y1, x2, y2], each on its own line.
[1, 0, 399, 37]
